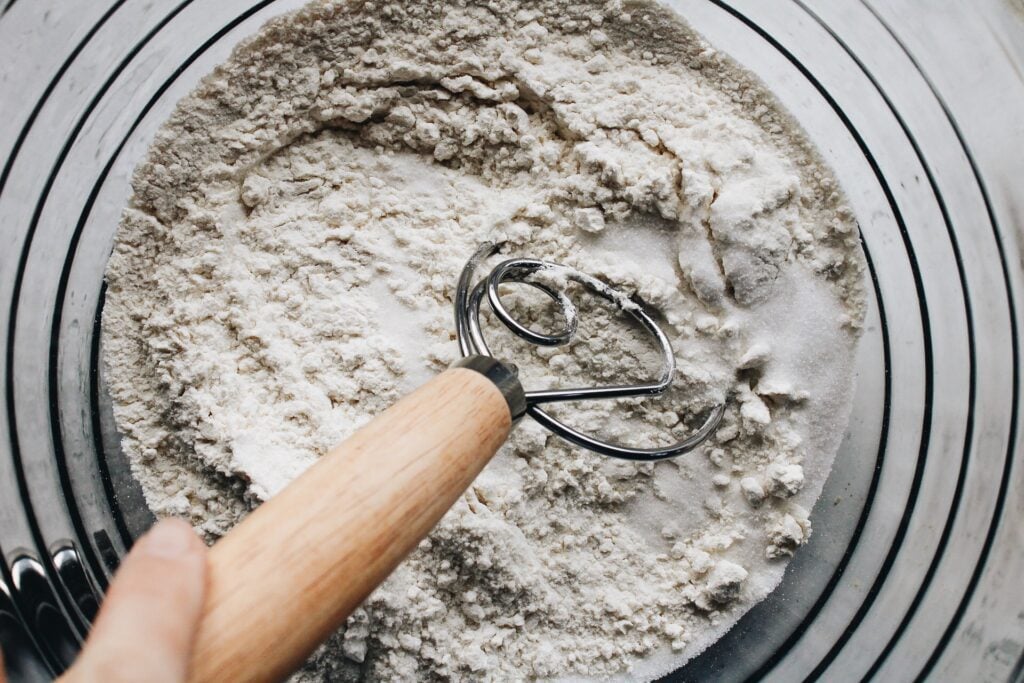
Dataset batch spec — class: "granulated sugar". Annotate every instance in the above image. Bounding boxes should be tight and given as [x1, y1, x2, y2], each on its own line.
[101, 0, 865, 680]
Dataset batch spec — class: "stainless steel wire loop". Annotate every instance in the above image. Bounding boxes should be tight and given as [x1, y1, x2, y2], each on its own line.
[455, 242, 725, 461]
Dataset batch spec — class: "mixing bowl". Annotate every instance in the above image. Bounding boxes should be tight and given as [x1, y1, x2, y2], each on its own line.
[1, 0, 1022, 680]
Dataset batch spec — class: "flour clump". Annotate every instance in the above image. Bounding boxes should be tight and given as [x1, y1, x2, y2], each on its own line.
[102, 0, 866, 680]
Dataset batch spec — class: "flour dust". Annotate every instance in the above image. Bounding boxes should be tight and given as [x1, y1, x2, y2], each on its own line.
[102, 0, 865, 680]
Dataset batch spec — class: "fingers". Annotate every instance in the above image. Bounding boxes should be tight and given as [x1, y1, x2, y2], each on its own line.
[60, 519, 207, 683]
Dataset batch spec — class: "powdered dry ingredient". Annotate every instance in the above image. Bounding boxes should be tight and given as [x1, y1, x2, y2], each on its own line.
[101, 0, 866, 680]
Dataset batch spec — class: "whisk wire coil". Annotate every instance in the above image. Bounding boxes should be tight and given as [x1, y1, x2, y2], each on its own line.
[455, 242, 725, 461]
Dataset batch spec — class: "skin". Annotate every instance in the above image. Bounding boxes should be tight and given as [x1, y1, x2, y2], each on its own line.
[0, 519, 208, 683]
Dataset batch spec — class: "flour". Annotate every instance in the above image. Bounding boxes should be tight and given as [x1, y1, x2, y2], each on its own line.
[101, 0, 866, 680]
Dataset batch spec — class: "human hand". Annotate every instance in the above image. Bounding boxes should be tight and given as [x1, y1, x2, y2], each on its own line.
[0, 519, 210, 683]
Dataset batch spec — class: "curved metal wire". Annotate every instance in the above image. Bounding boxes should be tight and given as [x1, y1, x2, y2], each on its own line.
[455, 241, 725, 461]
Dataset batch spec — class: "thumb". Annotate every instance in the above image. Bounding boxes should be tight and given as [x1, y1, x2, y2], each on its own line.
[60, 519, 207, 683]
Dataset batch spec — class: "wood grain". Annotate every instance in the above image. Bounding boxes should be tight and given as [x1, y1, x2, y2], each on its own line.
[187, 367, 512, 683]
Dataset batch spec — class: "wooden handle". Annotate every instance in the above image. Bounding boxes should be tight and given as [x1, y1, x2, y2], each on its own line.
[187, 366, 515, 683]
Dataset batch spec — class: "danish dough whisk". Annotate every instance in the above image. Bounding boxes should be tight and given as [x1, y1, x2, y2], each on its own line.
[180, 242, 725, 683]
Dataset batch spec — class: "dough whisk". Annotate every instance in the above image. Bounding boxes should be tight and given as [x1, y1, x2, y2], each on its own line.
[180, 243, 725, 683]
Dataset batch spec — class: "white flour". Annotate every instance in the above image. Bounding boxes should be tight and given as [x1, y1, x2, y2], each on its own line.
[101, 0, 865, 680]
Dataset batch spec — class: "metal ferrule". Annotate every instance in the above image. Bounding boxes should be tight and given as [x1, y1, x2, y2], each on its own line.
[452, 355, 528, 422]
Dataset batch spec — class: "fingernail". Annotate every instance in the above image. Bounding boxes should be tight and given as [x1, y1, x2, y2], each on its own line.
[139, 520, 196, 559]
